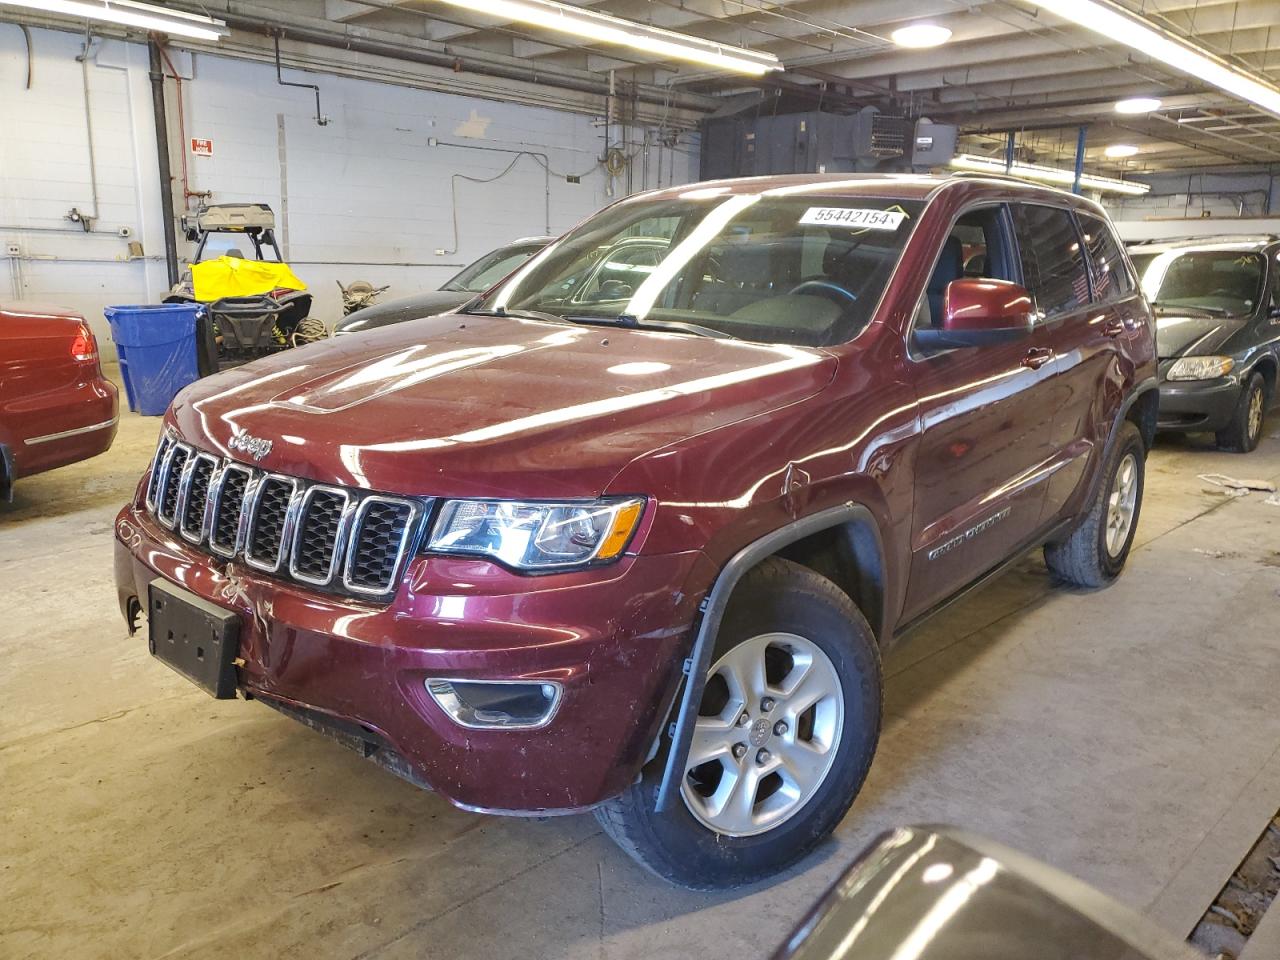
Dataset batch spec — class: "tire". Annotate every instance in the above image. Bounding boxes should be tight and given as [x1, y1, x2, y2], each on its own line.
[1044, 420, 1145, 589]
[594, 557, 882, 890]
[1216, 372, 1266, 454]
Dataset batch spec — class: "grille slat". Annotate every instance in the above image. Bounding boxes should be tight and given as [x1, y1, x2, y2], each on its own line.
[290, 487, 349, 584]
[346, 499, 415, 595]
[144, 434, 420, 600]
[246, 477, 297, 571]
[180, 456, 217, 541]
[210, 466, 251, 556]
[157, 445, 191, 526]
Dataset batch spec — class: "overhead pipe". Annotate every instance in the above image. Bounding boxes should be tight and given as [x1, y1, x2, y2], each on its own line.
[147, 39, 180, 288]
[272, 31, 328, 126]
[206, 11, 707, 114]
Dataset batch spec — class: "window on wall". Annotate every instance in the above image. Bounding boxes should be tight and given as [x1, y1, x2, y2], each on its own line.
[1013, 204, 1090, 318]
[1077, 213, 1136, 302]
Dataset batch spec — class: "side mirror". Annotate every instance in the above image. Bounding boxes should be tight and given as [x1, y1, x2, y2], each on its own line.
[916, 278, 1036, 350]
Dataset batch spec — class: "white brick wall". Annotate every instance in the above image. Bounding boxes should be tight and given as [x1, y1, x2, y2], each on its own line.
[0, 25, 699, 356]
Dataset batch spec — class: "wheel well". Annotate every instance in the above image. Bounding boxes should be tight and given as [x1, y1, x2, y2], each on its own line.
[773, 519, 885, 642]
[1126, 388, 1159, 451]
[1253, 357, 1277, 400]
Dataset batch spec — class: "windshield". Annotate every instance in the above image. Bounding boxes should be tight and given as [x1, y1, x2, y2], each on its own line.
[1139, 248, 1266, 316]
[194, 232, 279, 263]
[470, 193, 925, 346]
[444, 244, 544, 293]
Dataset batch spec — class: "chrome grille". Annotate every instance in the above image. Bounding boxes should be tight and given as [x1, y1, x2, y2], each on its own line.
[145, 435, 425, 599]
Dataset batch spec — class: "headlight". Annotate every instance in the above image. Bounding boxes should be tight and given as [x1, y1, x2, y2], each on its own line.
[1166, 355, 1234, 381]
[427, 497, 645, 570]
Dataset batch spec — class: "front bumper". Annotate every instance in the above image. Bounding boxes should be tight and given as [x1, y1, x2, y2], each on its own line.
[1156, 375, 1240, 433]
[115, 503, 714, 814]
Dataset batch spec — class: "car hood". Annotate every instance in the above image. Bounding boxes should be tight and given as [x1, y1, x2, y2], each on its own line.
[169, 313, 836, 499]
[334, 289, 473, 335]
[1154, 311, 1247, 359]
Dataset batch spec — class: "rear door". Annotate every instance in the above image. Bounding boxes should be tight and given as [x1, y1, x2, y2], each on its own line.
[902, 203, 1059, 621]
[1013, 205, 1144, 521]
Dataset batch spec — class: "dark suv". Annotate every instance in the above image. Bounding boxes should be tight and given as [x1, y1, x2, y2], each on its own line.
[115, 174, 1157, 889]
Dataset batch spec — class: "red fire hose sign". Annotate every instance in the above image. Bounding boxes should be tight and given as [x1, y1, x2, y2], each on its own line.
[190, 138, 213, 157]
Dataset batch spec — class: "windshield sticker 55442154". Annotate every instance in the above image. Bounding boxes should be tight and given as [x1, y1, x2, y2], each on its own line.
[799, 207, 907, 231]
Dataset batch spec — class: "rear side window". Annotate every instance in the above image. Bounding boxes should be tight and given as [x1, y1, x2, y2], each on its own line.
[1078, 214, 1136, 301]
[1013, 204, 1090, 318]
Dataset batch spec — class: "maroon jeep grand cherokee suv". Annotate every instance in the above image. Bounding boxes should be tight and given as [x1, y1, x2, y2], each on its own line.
[115, 174, 1156, 888]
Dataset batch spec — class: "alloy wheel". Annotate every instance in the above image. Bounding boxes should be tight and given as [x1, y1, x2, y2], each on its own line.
[1247, 385, 1264, 444]
[681, 632, 844, 837]
[1105, 452, 1139, 557]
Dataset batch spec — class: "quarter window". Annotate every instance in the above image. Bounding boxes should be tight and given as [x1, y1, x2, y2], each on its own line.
[1077, 214, 1136, 301]
[1013, 204, 1090, 318]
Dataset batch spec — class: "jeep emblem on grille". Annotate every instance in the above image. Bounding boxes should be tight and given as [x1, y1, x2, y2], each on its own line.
[228, 432, 273, 461]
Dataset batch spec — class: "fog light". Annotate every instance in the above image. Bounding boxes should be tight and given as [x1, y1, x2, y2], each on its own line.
[426, 678, 562, 730]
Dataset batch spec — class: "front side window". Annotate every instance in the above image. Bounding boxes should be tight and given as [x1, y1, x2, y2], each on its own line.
[1077, 214, 1136, 302]
[1142, 248, 1266, 317]
[473, 194, 925, 346]
[1012, 204, 1090, 318]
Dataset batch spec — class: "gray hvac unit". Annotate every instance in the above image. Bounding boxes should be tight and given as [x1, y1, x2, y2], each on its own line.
[911, 118, 958, 170]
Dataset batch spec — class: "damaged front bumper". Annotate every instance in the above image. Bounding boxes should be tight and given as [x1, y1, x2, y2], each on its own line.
[115, 501, 713, 815]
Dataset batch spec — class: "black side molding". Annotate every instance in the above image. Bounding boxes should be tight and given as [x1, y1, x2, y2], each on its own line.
[655, 502, 885, 813]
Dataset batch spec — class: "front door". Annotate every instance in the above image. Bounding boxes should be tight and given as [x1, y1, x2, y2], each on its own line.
[902, 204, 1059, 621]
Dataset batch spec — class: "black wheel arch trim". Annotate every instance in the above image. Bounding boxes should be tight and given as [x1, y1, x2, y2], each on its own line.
[1080, 377, 1158, 514]
[0, 442, 13, 502]
[654, 502, 886, 813]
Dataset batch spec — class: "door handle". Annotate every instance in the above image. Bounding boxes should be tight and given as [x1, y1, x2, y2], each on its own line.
[1102, 318, 1126, 337]
[1021, 347, 1054, 370]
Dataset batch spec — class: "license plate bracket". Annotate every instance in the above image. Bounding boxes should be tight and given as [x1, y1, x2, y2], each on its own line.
[147, 580, 241, 699]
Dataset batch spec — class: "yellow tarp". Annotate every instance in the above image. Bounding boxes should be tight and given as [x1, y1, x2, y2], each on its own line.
[190, 257, 307, 302]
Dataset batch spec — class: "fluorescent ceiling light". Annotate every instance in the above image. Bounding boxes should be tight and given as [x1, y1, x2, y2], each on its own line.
[1114, 96, 1162, 114]
[949, 153, 1150, 196]
[1104, 144, 1139, 158]
[424, 0, 781, 75]
[0, 0, 228, 39]
[1028, 0, 1280, 118]
[890, 23, 952, 48]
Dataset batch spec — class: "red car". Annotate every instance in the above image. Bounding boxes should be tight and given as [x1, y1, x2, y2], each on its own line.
[1, 302, 118, 499]
[114, 174, 1156, 888]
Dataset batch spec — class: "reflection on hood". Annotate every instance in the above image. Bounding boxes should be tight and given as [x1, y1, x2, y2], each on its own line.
[1154, 312, 1246, 359]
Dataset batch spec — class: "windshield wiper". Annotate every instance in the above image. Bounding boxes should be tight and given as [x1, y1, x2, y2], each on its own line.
[565, 313, 739, 340]
[1152, 302, 1231, 317]
[463, 306, 568, 324]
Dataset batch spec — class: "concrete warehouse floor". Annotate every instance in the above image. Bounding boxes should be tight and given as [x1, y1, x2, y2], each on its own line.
[3, 367, 1280, 960]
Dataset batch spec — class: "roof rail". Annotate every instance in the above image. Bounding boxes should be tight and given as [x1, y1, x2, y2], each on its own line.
[1125, 233, 1280, 247]
[946, 170, 1041, 186]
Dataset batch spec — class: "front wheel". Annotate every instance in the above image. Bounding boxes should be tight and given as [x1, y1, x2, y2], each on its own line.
[1044, 420, 1145, 588]
[1216, 372, 1266, 453]
[595, 557, 881, 889]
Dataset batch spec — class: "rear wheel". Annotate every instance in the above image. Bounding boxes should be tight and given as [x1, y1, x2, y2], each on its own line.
[1216, 372, 1266, 453]
[1044, 420, 1145, 588]
[595, 557, 881, 890]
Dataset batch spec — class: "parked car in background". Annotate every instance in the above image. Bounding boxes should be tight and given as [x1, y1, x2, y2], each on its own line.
[1128, 234, 1280, 452]
[116, 174, 1156, 888]
[774, 825, 1200, 960]
[1, 302, 118, 500]
[334, 236, 554, 335]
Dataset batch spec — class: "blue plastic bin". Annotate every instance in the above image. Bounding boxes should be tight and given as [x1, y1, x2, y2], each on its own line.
[104, 304, 204, 416]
